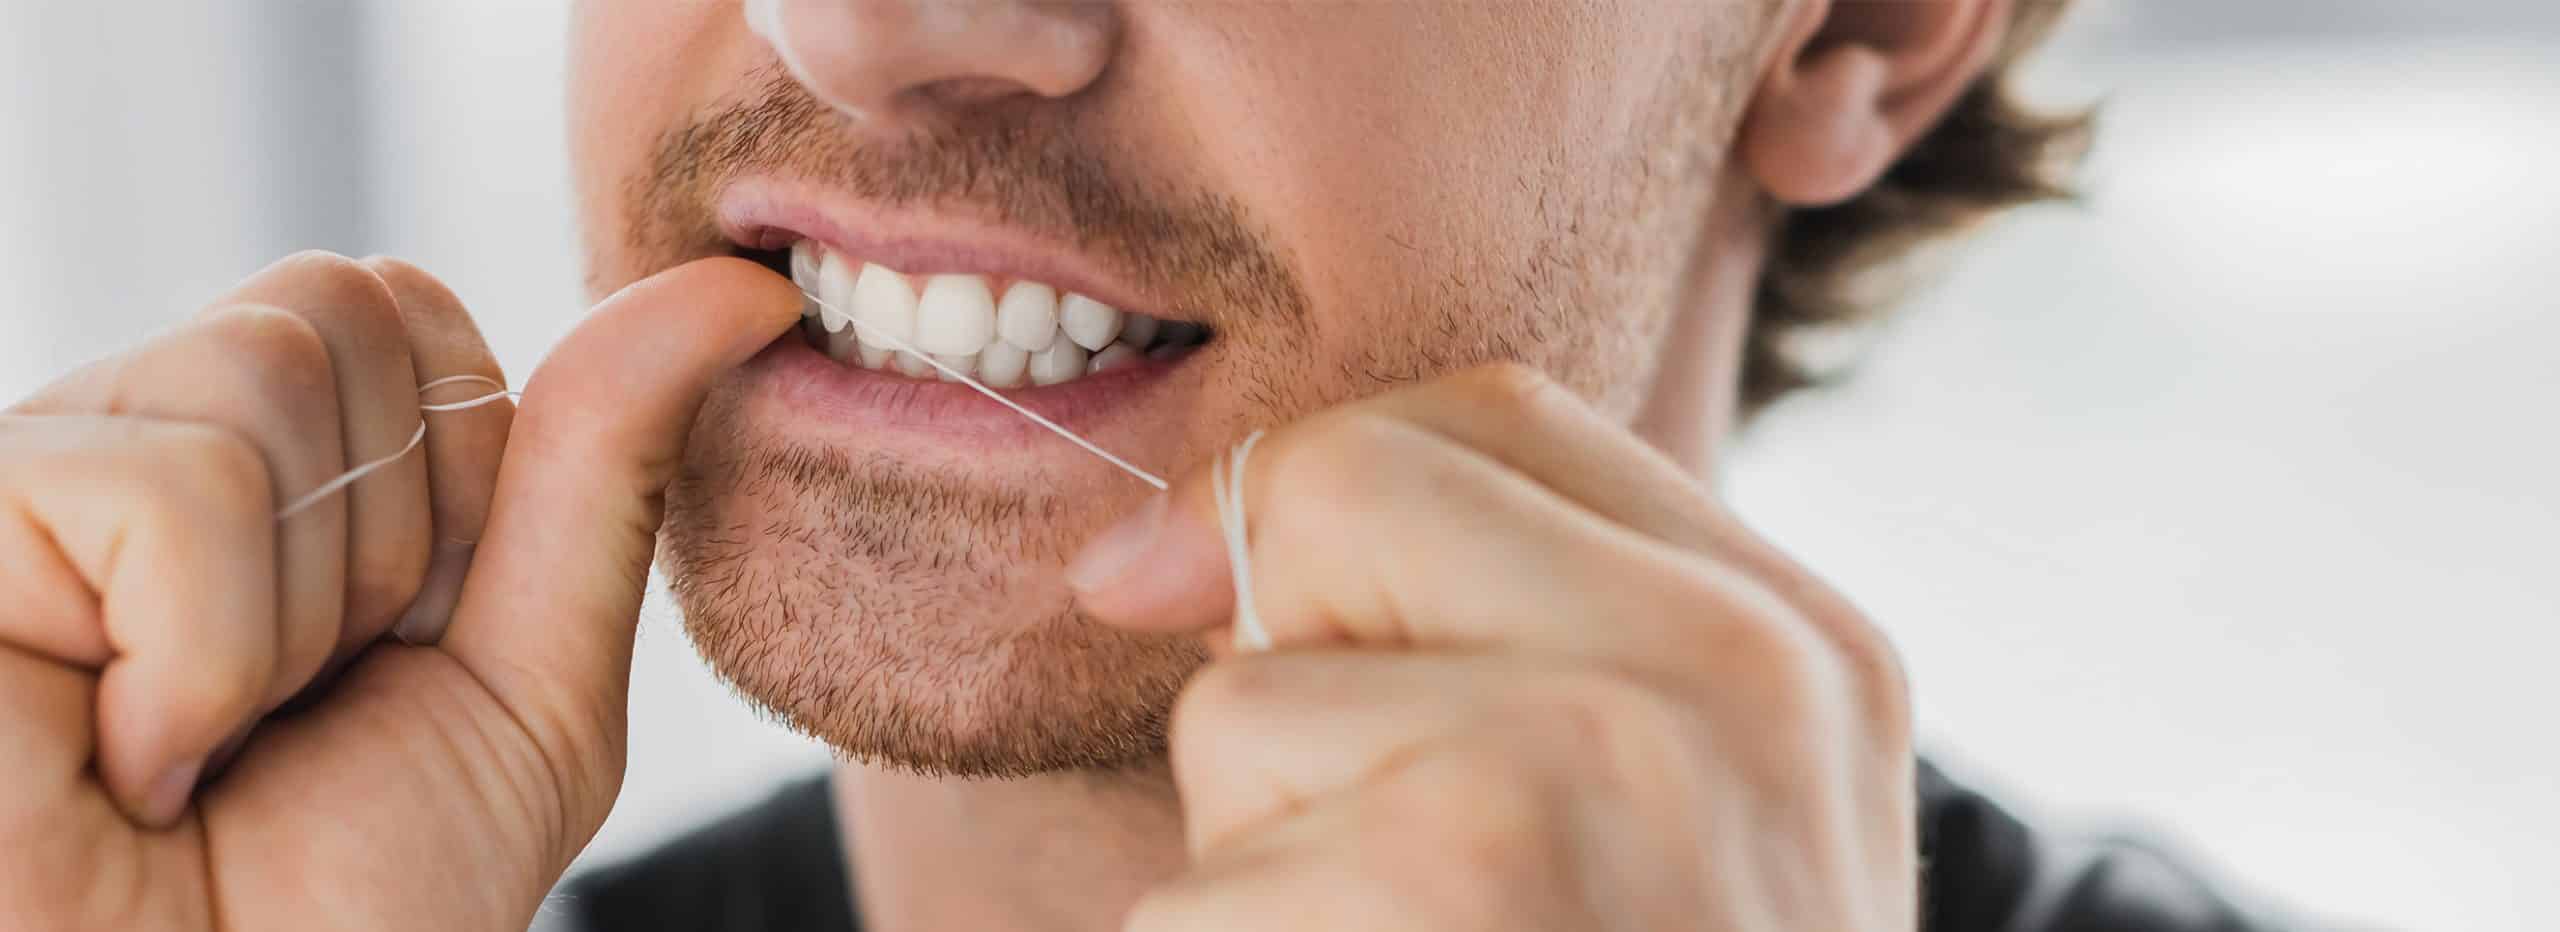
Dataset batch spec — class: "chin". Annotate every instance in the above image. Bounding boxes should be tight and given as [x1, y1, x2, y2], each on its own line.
[657, 379, 1208, 779]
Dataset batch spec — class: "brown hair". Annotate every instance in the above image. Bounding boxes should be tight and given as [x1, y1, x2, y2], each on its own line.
[1745, 0, 2092, 412]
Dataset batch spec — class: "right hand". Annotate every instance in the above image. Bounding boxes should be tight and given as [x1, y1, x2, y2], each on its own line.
[0, 252, 802, 930]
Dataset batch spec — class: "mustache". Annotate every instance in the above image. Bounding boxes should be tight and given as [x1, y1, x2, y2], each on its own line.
[628, 69, 1307, 328]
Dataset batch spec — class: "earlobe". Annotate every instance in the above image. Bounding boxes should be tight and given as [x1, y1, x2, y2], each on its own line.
[1737, 0, 2013, 208]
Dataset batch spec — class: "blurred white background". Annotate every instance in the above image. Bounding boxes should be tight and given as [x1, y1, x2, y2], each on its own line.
[3, 3, 2553, 929]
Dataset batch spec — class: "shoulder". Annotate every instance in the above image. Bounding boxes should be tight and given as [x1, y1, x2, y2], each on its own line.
[545, 774, 859, 932]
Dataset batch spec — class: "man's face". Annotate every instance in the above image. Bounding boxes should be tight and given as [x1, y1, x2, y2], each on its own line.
[567, 2, 1766, 776]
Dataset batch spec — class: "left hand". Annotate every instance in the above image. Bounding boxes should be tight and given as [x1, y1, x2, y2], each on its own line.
[1070, 364, 1916, 931]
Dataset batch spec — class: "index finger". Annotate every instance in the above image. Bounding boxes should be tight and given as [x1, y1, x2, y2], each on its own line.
[1067, 396, 1771, 669]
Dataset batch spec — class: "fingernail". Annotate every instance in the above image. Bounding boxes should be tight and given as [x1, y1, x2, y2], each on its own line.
[392, 540, 476, 644]
[146, 756, 205, 826]
[1066, 493, 1167, 593]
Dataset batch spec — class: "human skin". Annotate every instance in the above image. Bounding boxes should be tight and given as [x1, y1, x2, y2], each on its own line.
[0, 1, 2009, 929]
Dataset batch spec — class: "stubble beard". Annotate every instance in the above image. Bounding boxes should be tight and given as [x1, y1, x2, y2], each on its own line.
[659, 405, 1211, 779]
[630, 44, 1739, 779]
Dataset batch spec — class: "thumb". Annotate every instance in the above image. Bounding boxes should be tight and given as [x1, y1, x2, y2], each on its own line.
[437, 256, 800, 817]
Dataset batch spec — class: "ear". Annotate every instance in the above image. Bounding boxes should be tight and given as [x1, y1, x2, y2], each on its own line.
[1738, 0, 2013, 207]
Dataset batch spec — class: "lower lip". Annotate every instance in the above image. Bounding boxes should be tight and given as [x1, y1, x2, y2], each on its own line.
[732, 335, 1200, 457]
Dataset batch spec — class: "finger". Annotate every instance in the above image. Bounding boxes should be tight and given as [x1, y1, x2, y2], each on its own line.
[1342, 364, 1729, 553]
[217, 252, 434, 663]
[107, 298, 349, 709]
[360, 257, 514, 645]
[0, 415, 278, 826]
[0, 426, 108, 666]
[1167, 650, 1507, 856]
[1125, 834, 1381, 932]
[1134, 748, 1586, 932]
[439, 257, 801, 826]
[1071, 408, 1759, 666]
[1363, 364, 1876, 653]
[1066, 362, 1701, 636]
[0, 642, 98, 827]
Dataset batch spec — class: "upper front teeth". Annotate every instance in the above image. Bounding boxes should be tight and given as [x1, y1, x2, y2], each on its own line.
[996, 282, 1059, 351]
[789, 240, 1204, 384]
[914, 275, 996, 356]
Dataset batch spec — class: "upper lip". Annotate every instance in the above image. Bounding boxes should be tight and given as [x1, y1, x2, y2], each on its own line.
[716, 177, 1189, 323]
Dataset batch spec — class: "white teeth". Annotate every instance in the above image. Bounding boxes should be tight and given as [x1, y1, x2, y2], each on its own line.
[1029, 340, 1089, 385]
[816, 252, 861, 333]
[996, 282, 1060, 352]
[790, 240, 823, 291]
[915, 275, 997, 356]
[792, 243, 1197, 387]
[850, 263, 917, 345]
[929, 352, 976, 382]
[1059, 293, 1123, 351]
[1119, 314, 1159, 348]
[891, 351, 936, 380]
[979, 341, 1029, 388]
[1087, 343, 1143, 375]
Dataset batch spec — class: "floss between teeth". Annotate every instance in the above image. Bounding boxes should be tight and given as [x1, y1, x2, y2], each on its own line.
[280, 305, 1272, 653]
[808, 286, 1268, 651]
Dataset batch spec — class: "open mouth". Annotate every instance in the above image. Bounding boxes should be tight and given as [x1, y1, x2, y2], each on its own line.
[736, 240, 1213, 389]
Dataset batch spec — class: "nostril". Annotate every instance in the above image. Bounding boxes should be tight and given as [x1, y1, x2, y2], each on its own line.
[754, 0, 1119, 124]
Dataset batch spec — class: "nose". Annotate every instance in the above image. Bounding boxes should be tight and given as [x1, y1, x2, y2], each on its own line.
[746, 0, 1119, 124]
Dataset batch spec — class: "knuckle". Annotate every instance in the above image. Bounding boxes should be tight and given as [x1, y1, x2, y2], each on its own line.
[360, 255, 464, 318]
[1823, 613, 1913, 740]
[1669, 565, 1833, 696]
[158, 422, 275, 519]
[273, 250, 400, 316]
[1649, 559, 1918, 750]
[1688, 560, 1912, 742]
[358, 254, 437, 293]
[1534, 670, 1711, 817]
[196, 303, 337, 403]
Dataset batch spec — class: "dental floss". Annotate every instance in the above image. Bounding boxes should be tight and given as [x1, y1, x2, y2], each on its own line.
[735, 0, 1264, 640]
[799, 288, 1170, 491]
[801, 286, 1270, 649]
[1212, 430, 1272, 652]
[272, 376, 518, 521]
[741, 0, 1166, 484]
[276, 317, 1270, 648]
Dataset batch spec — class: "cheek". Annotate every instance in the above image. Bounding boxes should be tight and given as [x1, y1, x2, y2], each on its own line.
[567, 2, 764, 294]
[1138, 5, 1709, 410]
